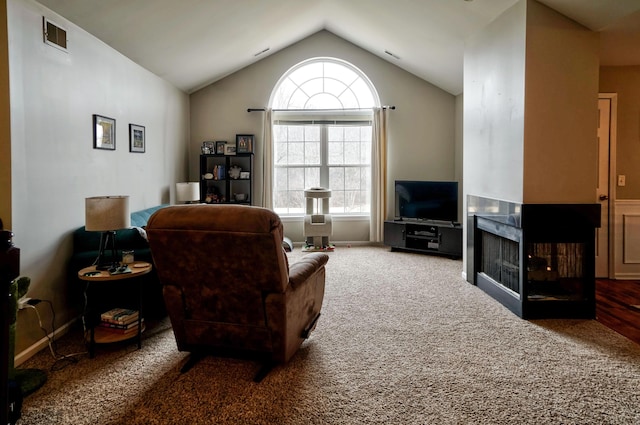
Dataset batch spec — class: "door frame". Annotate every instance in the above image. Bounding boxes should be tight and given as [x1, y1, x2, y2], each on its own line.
[599, 93, 618, 279]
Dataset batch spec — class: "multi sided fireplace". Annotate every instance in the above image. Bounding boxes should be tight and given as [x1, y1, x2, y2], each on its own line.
[467, 196, 600, 319]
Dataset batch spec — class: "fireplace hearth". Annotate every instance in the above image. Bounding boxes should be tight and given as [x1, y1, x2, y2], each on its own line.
[467, 196, 600, 319]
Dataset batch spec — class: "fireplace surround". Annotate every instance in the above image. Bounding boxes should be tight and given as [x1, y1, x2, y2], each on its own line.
[467, 196, 600, 319]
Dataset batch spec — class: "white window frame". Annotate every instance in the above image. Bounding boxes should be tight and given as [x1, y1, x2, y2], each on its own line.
[269, 57, 379, 217]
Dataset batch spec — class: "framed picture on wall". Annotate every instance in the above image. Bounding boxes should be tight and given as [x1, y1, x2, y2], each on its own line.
[129, 124, 145, 153]
[93, 114, 116, 150]
[236, 134, 254, 153]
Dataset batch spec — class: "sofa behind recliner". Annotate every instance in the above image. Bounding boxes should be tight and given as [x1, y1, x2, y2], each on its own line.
[68, 204, 169, 319]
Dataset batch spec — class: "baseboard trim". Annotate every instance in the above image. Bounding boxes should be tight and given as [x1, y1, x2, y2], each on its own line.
[614, 272, 640, 280]
[14, 318, 78, 367]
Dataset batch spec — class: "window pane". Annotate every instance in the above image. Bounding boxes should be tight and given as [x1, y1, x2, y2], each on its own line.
[307, 93, 342, 109]
[289, 88, 309, 109]
[361, 141, 371, 164]
[344, 141, 360, 164]
[345, 167, 362, 190]
[274, 141, 287, 165]
[289, 168, 305, 190]
[289, 190, 305, 213]
[274, 167, 287, 190]
[351, 78, 375, 107]
[328, 141, 343, 165]
[273, 79, 297, 110]
[305, 142, 320, 165]
[274, 125, 287, 140]
[330, 190, 345, 214]
[328, 126, 343, 142]
[288, 62, 323, 86]
[325, 78, 348, 97]
[344, 127, 361, 142]
[324, 61, 358, 85]
[329, 167, 345, 190]
[289, 142, 304, 164]
[361, 126, 372, 140]
[288, 126, 304, 140]
[305, 126, 320, 141]
[305, 167, 320, 188]
[300, 78, 324, 96]
[274, 191, 289, 210]
[338, 89, 359, 109]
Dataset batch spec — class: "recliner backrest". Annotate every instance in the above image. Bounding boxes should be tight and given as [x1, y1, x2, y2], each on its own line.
[146, 205, 289, 326]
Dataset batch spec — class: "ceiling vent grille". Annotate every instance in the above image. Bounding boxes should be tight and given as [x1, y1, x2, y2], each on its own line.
[43, 17, 67, 52]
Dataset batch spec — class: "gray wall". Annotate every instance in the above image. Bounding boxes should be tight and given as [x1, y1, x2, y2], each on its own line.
[8, 0, 190, 356]
[190, 30, 458, 242]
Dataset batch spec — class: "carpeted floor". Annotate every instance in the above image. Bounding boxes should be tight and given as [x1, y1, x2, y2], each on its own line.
[16, 246, 640, 424]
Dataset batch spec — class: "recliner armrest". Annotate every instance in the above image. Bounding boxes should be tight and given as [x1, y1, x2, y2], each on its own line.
[288, 252, 329, 289]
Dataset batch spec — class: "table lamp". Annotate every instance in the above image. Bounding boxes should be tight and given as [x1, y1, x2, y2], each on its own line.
[176, 182, 200, 204]
[85, 196, 130, 270]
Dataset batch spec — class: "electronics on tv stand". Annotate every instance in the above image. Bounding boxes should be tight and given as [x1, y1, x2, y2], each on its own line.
[394, 217, 460, 227]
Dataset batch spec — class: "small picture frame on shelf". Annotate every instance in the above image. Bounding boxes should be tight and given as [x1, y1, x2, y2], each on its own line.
[240, 171, 250, 179]
[224, 144, 237, 155]
[129, 124, 145, 153]
[201, 141, 214, 154]
[93, 114, 116, 150]
[236, 134, 254, 153]
[215, 141, 226, 155]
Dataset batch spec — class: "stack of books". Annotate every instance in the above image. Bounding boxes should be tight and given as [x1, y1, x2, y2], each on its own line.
[99, 308, 142, 335]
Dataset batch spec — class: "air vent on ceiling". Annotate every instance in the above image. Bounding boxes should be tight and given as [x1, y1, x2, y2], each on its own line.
[43, 17, 68, 52]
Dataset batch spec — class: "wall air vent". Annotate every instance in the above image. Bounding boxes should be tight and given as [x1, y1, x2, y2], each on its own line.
[43, 17, 68, 52]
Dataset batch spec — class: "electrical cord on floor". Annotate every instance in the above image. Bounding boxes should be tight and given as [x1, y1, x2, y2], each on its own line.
[22, 300, 87, 371]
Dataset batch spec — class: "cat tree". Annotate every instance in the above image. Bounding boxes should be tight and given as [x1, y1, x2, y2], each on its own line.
[303, 188, 334, 252]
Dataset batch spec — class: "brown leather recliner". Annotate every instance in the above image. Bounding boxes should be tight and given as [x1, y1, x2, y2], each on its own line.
[146, 204, 328, 381]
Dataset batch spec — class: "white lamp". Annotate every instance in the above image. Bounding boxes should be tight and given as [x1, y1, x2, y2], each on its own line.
[85, 196, 130, 270]
[176, 182, 200, 204]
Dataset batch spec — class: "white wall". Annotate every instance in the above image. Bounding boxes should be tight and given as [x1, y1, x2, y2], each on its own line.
[8, 0, 189, 354]
[190, 30, 457, 242]
[463, 0, 527, 205]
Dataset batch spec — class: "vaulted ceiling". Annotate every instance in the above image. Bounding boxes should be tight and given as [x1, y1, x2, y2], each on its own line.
[36, 0, 640, 95]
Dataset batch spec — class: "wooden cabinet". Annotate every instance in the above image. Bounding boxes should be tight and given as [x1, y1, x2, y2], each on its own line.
[200, 153, 253, 204]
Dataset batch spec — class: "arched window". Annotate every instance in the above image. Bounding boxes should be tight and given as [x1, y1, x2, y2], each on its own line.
[269, 58, 380, 215]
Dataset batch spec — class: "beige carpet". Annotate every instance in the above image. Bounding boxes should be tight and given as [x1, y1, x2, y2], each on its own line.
[17, 246, 640, 424]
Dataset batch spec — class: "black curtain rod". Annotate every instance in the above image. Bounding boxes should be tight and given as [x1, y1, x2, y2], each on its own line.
[247, 106, 396, 112]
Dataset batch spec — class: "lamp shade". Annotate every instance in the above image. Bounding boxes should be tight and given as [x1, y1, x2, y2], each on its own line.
[85, 196, 131, 231]
[176, 182, 200, 203]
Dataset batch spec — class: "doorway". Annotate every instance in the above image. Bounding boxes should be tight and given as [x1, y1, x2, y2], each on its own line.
[596, 94, 617, 278]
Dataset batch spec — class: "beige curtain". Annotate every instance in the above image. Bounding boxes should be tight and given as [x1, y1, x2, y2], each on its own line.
[261, 109, 274, 209]
[370, 107, 388, 242]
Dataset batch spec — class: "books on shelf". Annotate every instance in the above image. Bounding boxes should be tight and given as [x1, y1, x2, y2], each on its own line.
[98, 318, 143, 334]
[100, 308, 139, 324]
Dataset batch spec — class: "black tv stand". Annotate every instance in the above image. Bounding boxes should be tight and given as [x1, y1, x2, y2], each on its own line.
[384, 220, 462, 259]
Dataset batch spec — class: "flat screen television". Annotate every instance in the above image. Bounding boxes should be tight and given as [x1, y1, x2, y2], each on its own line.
[395, 180, 459, 223]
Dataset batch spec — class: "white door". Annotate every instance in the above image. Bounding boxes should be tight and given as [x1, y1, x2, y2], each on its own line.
[596, 97, 611, 278]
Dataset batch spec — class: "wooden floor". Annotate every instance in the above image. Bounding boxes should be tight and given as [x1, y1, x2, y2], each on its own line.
[596, 278, 640, 346]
